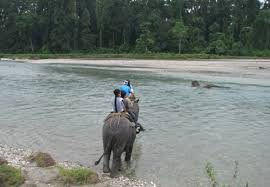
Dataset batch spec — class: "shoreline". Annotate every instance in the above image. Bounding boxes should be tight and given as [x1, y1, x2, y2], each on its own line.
[1, 57, 270, 80]
[0, 143, 156, 187]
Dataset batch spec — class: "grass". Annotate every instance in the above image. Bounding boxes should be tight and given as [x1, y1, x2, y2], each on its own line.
[0, 164, 25, 186]
[0, 52, 218, 60]
[205, 161, 249, 187]
[28, 152, 56, 168]
[205, 162, 217, 187]
[58, 167, 99, 185]
[1, 52, 270, 60]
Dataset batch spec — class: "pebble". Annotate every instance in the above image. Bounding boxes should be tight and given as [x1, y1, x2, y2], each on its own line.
[0, 143, 157, 187]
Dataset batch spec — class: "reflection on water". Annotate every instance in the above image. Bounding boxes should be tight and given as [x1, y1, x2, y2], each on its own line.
[0, 61, 270, 187]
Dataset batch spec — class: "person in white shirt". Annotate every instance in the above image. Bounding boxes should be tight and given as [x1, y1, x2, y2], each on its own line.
[112, 89, 125, 113]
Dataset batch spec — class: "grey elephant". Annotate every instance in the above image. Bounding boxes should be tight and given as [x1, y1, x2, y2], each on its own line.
[191, 80, 229, 89]
[95, 99, 143, 177]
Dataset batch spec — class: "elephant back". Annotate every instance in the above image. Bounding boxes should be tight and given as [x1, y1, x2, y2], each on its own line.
[104, 112, 133, 123]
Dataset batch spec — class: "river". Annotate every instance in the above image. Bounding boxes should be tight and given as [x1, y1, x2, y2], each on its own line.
[0, 60, 270, 186]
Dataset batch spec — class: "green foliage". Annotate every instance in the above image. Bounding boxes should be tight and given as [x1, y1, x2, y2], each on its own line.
[204, 161, 250, 187]
[171, 19, 188, 53]
[2, 51, 270, 60]
[136, 22, 155, 53]
[240, 27, 253, 48]
[264, 0, 270, 9]
[208, 33, 228, 55]
[205, 162, 217, 187]
[59, 167, 99, 185]
[0, 0, 269, 55]
[49, 0, 76, 52]
[0, 164, 25, 186]
[79, 8, 95, 51]
[230, 42, 243, 56]
[253, 9, 270, 49]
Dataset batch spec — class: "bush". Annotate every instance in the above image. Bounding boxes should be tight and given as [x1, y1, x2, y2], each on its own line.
[119, 43, 131, 53]
[59, 167, 99, 185]
[0, 164, 25, 186]
[208, 40, 227, 55]
[251, 49, 270, 57]
[230, 42, 243, 56]
[28, 152, 56, 167]
[95, 48, 119, 54]
[0, 157, 8, 165]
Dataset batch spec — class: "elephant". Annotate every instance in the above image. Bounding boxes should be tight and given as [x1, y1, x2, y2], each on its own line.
[191, 80, 229, 89]
[95, 99, 142, 177]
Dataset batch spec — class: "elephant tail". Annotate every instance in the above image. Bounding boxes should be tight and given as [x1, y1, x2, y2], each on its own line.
[94, 136, 113, 166]
[94, 153, 104, 166]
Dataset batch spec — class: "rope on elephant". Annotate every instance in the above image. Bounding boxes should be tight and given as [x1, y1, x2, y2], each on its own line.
[129, 95, 136, 101]
[104, 112, 133, 123]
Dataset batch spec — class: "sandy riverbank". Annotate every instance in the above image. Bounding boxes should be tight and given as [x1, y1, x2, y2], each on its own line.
[0, 144, 156, 187]
[2, 58, 270, 80]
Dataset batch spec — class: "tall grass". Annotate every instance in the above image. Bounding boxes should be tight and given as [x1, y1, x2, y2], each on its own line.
[0, 164, 25, 186]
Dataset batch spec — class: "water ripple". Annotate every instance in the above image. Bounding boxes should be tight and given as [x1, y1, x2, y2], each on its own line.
[0, 61, 270, 187]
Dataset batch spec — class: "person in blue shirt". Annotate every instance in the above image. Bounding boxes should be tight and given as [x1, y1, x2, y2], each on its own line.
[120, 80, 132, 96]
[126, 80, 135, 96]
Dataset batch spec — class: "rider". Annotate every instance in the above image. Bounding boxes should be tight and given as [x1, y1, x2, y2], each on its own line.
[121, 90, 144, 133]
[126, 80, 135, 96]
[120, 80, 132, 97]
[121, 91, 133, 114]
[112, 89, 125, 113]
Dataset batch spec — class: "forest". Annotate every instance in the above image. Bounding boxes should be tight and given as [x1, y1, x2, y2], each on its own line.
[0, 0, 270, 56]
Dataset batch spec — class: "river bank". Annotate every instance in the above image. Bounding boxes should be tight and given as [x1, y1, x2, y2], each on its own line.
[0, 144, 156, 187]
[1, 58, 270, 80]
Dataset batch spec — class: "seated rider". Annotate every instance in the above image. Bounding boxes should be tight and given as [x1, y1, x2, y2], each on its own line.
[121, 91, 135, 120]
[121, 91, 144, 133]
[112, 89, 125, 113]
[120, 80, 132, 97]
[126, 80, 135, 96]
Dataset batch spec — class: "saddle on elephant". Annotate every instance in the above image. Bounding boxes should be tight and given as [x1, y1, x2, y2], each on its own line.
[104, 112, 134, 123]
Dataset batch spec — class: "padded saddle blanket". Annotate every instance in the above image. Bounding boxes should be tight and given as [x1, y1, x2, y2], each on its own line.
[104, 112, 133, 123]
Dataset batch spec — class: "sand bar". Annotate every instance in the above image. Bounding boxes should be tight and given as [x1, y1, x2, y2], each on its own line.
[2, 58, 270, 79]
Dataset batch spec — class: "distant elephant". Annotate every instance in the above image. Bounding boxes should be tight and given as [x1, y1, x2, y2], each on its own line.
[96, 99, 142, 177]
[191, 80, 229, 89]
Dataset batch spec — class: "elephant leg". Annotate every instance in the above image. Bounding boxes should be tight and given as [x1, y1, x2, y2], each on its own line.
[103, 152, 111, 173]
[110, 148, 122, 178]
[102, 133, 113, 173]
[125, 144, 133, 162]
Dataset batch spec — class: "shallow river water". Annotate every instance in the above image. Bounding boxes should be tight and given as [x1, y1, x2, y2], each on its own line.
[0, 60, 270, 187]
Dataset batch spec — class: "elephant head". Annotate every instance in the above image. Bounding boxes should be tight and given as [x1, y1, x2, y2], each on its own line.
[192, 80, 200, 87]
[129, 98, 139, 122]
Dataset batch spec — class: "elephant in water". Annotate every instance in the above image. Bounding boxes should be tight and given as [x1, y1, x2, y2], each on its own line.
[191, 80, 229, 89]
[96, 99, 142, 177]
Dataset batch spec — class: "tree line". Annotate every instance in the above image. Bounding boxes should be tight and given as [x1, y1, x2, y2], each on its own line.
[0, 0, 270, 55]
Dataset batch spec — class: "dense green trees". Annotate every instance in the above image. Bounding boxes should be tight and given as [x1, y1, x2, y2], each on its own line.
[171, 19, 187, 54]
[0, 0, 269, 54]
